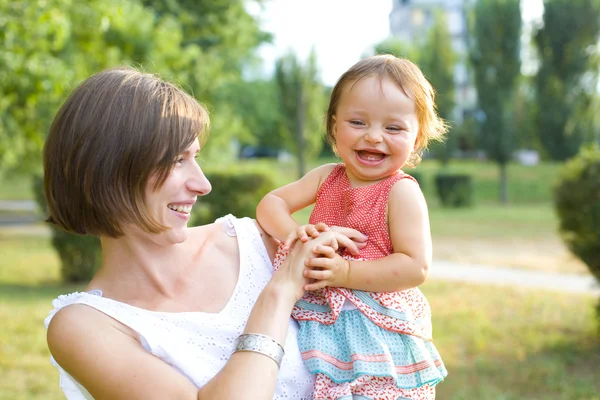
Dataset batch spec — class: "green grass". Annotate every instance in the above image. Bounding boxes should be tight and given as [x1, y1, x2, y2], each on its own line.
[1, 236, 599, 399]
[422, 280, 600, 399]
[0, 235, 82, 400]
[428, 203, 558, 240]
[0, 173, 35, 201]
[406, 159, 563, 205]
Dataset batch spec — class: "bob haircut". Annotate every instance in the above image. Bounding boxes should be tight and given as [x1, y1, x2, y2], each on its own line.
[325, 54, 448, 167]
[43, 67, 210, 238]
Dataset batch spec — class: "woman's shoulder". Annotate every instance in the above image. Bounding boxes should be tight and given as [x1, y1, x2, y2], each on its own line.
[45, 291, 138, 338]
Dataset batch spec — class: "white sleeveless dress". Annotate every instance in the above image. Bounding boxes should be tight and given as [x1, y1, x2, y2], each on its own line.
[44, 215, 315, 399]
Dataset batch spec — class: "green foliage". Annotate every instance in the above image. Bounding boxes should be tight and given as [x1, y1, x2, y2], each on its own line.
[373, 39, 420, 61]
[534, 0, 600, 161]
[0, 0, 268, 174]
[275, 49, 327, 178]
[220, 78, 282, 150]
[554, 146, 600, 284]
[49, 231, 101, 283]
[374, 15, 457, 164]
[434, 174, 474, 208]
[470, 0, 522, 166]
[469, 0, 521, 203]
[191, 170, 277, 226]
[419, 11, 456, 124]
[32, 175, 100, 283]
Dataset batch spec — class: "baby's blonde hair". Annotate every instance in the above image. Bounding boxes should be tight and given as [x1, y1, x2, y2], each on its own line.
[326, 54, 448, 167]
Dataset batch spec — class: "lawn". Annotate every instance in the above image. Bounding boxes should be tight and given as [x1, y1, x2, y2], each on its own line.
[1, 235, 599, 399]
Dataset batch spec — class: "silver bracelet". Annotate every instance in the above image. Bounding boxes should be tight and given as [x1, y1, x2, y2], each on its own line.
[233, 333, 285, 368]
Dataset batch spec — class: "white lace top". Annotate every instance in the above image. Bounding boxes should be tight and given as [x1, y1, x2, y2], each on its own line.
[44, 215, 314, 399]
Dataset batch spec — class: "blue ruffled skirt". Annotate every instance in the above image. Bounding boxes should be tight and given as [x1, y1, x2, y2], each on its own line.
[297, 308, 447, 390]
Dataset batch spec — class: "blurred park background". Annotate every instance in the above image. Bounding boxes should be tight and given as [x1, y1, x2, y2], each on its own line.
[1, 0, 600, 398]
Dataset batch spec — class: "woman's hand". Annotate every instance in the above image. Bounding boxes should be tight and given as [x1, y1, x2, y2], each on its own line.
[282, 222, 330, 250]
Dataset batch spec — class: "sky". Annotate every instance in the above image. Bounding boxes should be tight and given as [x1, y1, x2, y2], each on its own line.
[249, 0, 544, 86]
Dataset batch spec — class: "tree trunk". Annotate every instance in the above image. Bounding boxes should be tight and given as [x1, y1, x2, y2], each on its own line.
[499, 162, 508, 204]
[296, 85, 306, 178]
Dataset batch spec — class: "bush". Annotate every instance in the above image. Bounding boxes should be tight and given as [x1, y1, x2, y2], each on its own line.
[32, 176, 101, 283]
[554, 146, 600, 330]
[434, 174, 474, 208]
[554, 146, 600, 282]
[407, 171, 425, 190]
[191, 170, 277, 226]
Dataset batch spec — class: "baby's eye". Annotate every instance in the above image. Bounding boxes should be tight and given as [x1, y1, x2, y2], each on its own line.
[387, 126, 405, 133]
[349, 120, 365, 126]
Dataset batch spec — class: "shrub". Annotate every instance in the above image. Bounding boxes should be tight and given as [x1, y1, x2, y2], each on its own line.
[554, 146, 600, 282]
[32, 176, 101, 283]
[191, 170, 277, 226]
[407, 171, 425, 190]
[434, 174, 474, 207]
[554, 145, 600, 330]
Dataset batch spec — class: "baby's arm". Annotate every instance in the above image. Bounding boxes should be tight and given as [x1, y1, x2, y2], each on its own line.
[304, 178, 431, 292]
[256, 164, 337, 243]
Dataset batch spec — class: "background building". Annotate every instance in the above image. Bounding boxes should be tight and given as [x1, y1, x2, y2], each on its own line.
[389, 0, 476, 121]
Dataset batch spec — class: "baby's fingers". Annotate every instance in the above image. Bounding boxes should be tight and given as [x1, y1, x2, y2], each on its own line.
[304, 268, 332, 281]
[304, 278, 329, 291]
[283, 233, 298, 250]
[311, 245, 336, 259]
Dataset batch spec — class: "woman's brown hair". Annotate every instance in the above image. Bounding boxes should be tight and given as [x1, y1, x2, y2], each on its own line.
[325, 54, 448, 167]
[43, 67, 210, 237]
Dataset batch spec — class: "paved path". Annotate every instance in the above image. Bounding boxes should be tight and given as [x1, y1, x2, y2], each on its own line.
[430, 260, 600, 296]
[0, 200, 37, 211]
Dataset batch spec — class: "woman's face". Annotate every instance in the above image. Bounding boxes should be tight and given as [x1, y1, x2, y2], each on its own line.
[142, 138, 211, 244]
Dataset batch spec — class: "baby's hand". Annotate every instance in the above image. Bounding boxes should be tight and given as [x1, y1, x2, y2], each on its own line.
[283, 222, 330, 250]
[328, 226, 368, 255]
[303, 242, 350, 291]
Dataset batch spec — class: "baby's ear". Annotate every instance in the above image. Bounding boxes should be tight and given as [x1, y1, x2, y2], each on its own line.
[331, 115, 337, 135]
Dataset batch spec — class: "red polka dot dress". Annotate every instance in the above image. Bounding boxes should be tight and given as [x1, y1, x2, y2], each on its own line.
[273, 164, 447, 399]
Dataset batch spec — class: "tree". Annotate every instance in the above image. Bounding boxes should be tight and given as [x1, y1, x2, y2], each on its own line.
[0, 0, 269, 174]
[534, 0, 600, 161]
[220, 78, 282, 150]
[470, 0, 522, 204]
[275, 49, 327, 178]
[418, 11, 457, 164]
[373, 12, 456, 164]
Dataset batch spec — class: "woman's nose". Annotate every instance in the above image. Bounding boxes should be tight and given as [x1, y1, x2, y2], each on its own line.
[188, 165, 212, 196]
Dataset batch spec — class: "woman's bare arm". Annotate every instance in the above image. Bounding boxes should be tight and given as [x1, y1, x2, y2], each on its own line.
[47, 239, 314, 400]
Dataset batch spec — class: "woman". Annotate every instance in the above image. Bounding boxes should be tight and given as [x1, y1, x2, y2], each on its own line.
[43, 67, 361, 399]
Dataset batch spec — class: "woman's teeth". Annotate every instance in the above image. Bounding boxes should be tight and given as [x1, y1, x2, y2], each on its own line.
[168, 204, 192, 214]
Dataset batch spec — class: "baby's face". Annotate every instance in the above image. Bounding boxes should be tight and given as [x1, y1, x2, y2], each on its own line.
[332, 75, 419, 187]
